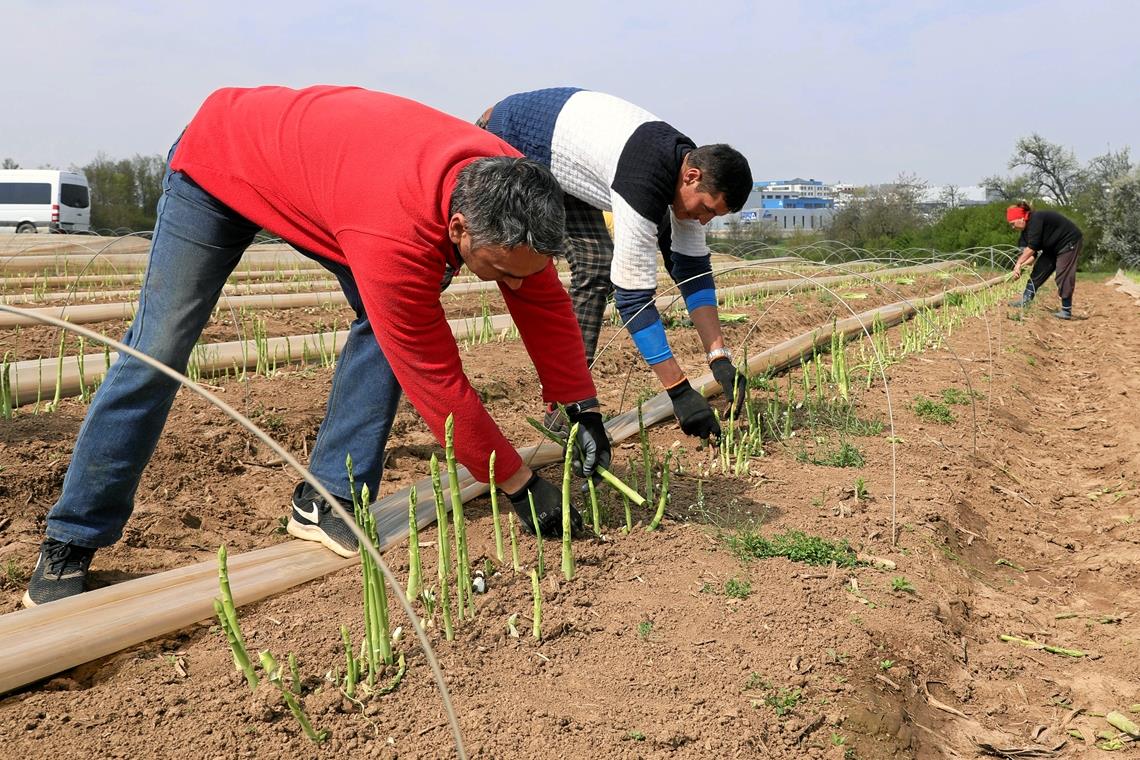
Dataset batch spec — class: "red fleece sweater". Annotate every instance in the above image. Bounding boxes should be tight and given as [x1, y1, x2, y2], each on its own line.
[171, 85, 595, 483]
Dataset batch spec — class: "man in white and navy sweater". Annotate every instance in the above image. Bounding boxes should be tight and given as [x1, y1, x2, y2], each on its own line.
[481, 87, 753, 440]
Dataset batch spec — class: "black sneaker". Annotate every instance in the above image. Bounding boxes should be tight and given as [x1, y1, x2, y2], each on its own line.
[23, 538, 97, 607]
[286, 482, 359, 558]
[1008, 296, 1032, 308]
[1053, 309, 1072, 320]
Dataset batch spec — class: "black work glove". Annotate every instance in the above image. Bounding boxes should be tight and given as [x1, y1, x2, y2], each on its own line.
[506, 472, 584, 538]
[565, 407, 612, 478]
[710, 357, 748, 418]
[667, 379, 722, 440]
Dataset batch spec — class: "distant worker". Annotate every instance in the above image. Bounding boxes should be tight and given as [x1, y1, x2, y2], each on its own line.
[24, 85, 611, 607]
[1006, 202, 1082, 320]
[479, 88, 753, 440]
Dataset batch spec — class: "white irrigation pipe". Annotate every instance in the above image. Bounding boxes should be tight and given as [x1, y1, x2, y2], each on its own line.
[1, 262, 952, 407]
[0, 304, 469, 759]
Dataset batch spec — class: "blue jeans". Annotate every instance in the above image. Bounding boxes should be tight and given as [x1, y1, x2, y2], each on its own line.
[46, 148, 401, 548]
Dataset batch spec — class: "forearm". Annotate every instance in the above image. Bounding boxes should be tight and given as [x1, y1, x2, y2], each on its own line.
[1016, 247, 1036, 266]
[690, 305, 726, 355]
[650, 357, 686, 389]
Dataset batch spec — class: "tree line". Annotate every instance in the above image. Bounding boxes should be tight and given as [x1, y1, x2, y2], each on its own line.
[827, 135, 1138, 268]
[3, 135, 1138, 267]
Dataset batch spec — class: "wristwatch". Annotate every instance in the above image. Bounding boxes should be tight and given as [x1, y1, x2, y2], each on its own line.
[563, 397, 600, 417]
[707, 347, 733, 364]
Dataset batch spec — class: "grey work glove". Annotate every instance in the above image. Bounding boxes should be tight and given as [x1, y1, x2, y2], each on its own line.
[506, 473, 584, 538]
[710, 357, 748, 417]
[667, 380, 721, 440]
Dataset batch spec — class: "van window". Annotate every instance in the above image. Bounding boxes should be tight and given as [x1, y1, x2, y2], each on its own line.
[61, 183, 90, 209]
[0, 183, 51, 204]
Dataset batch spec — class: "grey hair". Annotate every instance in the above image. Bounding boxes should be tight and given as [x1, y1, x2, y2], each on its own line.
[449, 157, 566, 255]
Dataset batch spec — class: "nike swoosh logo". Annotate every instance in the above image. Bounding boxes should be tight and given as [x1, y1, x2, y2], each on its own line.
[296, 501, 320, 523]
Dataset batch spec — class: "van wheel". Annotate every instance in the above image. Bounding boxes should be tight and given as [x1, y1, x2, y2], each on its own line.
[15, 222, 37, 234]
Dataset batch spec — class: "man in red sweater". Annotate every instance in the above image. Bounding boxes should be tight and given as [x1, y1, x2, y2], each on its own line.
[24, 85, 610, 607]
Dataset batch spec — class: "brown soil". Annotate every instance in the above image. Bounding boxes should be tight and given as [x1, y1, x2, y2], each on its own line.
[1, 275, 1137, 759]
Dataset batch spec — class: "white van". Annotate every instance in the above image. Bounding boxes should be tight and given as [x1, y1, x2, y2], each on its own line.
[0, 169, 91, 233]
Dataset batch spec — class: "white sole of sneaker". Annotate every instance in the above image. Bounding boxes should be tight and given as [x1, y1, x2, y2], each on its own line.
[286, 518, 359, 559]
[20, 590, 37, 608]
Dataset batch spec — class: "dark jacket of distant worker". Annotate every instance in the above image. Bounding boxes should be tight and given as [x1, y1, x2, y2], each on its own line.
[1007, 202, 1083, 320]
[24, 85, 610, 608]
[481, 87, 754, 440]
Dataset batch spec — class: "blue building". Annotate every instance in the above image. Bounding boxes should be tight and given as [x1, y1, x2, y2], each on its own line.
[711, 177, 837, 235]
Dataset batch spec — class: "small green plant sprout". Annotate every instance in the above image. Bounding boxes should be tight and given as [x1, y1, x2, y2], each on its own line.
[529, 492, 545, 578]
[764, 686, 802, 716]
[508, 511, 521, 572]
[645, 450, 672, 531]
[444, 415, 473, 620]
[637, 619, 654, 640]
[258, 649, 329, 744]
[488, 451, 505, 562]
[506, 612, 520, 638]
[430, 455, 455, 642]
[879, 659, 895, 670]
[854, 477, 867, 501]
[0, 352, 13, 420]
[724, 578, 752, 599]
[913, 395, 954, 424]
[625, 731, 647, 742]
[213, 545, 258, 691]
[562, 421, 579, 581]
[530, 568, 542, 640]
[831, 733, 847, 746]
[891, 577, 916, 594]
[405, 485, 422, 602]
[587, 476, 601, 535]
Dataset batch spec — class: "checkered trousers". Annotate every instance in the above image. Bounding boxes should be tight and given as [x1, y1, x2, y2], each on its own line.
[562, 194, 615, 363]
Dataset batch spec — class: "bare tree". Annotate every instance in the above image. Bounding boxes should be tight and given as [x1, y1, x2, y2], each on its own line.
[938, 184, 965, 208]
[1008, 133, 1081, 206]
[980, 173, 1033, 201]
[1, 158, 19, 169]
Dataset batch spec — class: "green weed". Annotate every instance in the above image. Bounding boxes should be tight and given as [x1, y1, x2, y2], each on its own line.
[913, 396, 955, 424]
[728, 529, 858, 567]
[637, 620, 654, 640]
[724, 578, 752, 599]
[798, 441, 865, 468]
[891, 577, 916, 594]
[940, 387, 982, 405]
[764, 687, 802, 716]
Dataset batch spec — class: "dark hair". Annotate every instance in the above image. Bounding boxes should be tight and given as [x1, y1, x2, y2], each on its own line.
[687, 144, 753, 212]
[449, 157, 565, 255]
[1013, 200, 1032, 214]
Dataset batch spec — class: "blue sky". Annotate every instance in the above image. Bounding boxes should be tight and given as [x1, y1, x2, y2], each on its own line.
[2, 0, 1137, 185]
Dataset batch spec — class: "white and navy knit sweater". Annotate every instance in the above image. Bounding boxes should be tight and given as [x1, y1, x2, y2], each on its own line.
[485, 87, 710, 291]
